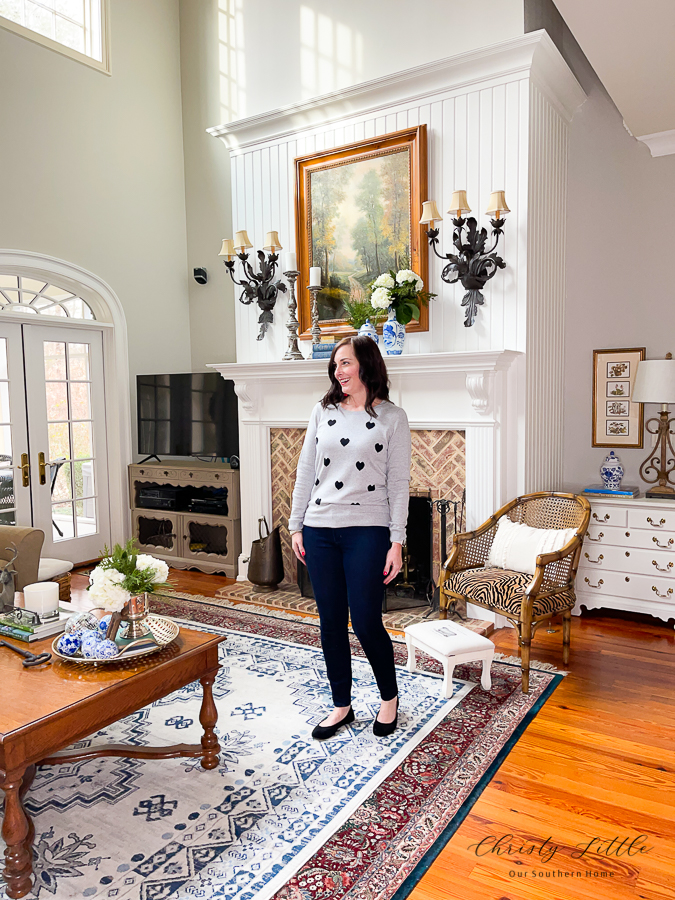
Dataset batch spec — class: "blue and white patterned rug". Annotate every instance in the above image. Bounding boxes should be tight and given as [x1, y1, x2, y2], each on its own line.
[3, 622, 473, 899]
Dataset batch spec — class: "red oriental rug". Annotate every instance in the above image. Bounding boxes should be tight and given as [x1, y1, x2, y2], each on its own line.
[149, 593, 562, 900]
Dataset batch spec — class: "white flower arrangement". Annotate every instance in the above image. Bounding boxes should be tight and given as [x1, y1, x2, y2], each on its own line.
[395, 269, 424, 292]
[367, 269, 436, 326]
[373, 273, 395, 290]
[370, 286, 392, 309]
[87, 540, 171, 612]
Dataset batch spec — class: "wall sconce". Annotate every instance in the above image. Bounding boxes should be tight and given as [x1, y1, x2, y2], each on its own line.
[219, 230, 287, 341]
[632, 353, 675, 498]
[420, 190, 509, 327]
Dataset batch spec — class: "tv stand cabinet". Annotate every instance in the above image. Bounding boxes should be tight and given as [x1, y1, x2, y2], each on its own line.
[129, 461, 241, 578]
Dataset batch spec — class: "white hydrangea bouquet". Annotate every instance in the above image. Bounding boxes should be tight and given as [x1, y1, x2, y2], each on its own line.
[88, 539, 171, 612]
[369, 269, 436, 325]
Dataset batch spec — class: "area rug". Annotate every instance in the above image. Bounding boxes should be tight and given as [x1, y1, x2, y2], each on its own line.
[2, 600, 561, 900]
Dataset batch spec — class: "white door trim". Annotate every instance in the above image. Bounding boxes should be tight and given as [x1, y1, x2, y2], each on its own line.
[0, 250, 132, 551]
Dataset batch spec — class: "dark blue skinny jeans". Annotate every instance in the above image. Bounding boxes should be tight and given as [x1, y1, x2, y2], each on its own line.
[302, 525, 398, 708]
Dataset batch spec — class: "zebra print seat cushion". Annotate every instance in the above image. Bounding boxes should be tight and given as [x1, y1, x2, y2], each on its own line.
[445, 567, 576, 617]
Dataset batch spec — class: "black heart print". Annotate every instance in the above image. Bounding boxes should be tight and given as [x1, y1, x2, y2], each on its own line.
[315, 498, 322, 505]
[340, 438, 350, 446]
[335, 481, 343, 490]
[351, 502, 360, 506]
[328, 419, 336, 426]
[315, 437, 318, 444]
[367, 484, 376, 492]
[315, 479, 319, 486]
[375, 443, 383, 453]
[366, 421, 375, 430]
[324, 458, 330, 466]
[355, 461, 365, 471]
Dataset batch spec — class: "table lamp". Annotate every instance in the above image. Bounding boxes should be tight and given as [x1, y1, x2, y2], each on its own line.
[631, 352, 675, 498]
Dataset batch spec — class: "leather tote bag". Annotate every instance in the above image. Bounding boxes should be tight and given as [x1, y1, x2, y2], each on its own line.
[247, 516, 284, 592]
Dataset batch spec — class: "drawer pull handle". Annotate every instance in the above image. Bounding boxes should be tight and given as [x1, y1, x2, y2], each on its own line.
[586, 532, 604, 542]
[584, 577, 604, 589]
[652, 560, 674, 573]
[647, 517, 666, 528]
[653, 536, 674, 549]
[652, 586, 674, 598]
[584, 553, 603, 564]
[592, 513, 610, 522]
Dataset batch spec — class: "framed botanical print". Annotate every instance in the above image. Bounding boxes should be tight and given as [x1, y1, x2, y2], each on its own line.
[294, 126, 428, 339]
[592, 348, 646, 448]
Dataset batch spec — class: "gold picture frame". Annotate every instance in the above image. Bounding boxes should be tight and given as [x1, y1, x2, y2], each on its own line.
[294, 126, 428, 339]
[592, 348, 646, 448]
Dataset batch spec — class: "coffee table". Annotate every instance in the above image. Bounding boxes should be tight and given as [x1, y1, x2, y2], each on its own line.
[0, 625, 225, 899]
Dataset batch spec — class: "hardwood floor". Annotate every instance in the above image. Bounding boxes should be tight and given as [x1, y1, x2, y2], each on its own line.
[70, 567, 675, 899]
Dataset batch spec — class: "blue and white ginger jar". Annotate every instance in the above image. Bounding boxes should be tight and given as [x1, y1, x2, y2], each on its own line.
[600, 451, 624, 489]
[358, 318, 378, 344]
[382, 309, 405, 356]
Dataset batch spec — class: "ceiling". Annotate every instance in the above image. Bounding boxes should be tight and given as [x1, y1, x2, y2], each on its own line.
[554, 0, 675, 142]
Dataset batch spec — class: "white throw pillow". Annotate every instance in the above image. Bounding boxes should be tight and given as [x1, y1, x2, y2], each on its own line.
[486, 517, 577, 576]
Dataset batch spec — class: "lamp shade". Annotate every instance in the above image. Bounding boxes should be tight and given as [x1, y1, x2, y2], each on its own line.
[447, 190, 471, 217]
[263, 231, 282, 252]
[234, 230, 253, 251]
[420, 200, 442, 226]
[632, 356, 675, 404]
[218, 238, 236, 259]
[485, 191, 510, 218]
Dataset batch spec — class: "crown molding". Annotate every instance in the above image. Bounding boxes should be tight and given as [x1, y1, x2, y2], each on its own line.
[207, 31, 585, 152]
[636, 128, 675, 158]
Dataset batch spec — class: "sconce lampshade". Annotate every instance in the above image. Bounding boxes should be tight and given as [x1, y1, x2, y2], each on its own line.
[632, 355, 675, 404]
[263, 231, 282, 252]
[234, 230, 253, 252]
[485, 191, 510, 219]
[420, 200, 442, 227]
[448, 190, 471, 217]
[218, 238, 236, 259]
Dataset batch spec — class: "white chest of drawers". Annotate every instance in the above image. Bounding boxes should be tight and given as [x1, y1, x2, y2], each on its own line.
[576, 497, 675, 624]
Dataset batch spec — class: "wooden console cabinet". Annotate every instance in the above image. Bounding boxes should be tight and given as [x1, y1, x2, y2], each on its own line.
[129, 461, 241, 578]
[576, 496, 675, 624]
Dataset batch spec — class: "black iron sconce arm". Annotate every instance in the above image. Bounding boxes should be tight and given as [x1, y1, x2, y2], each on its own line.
[223, 250, 287, 341]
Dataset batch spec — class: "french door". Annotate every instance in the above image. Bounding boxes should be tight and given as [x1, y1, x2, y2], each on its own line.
[0, 320, 110, 562]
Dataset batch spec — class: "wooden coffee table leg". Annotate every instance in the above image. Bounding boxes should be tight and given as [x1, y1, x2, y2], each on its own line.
[199, 670, 220, 770]
[1, 767, 33, 899]
[18, 766, 36, 858]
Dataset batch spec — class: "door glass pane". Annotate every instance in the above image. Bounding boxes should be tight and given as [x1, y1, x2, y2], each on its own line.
[51, 461, 72, 501]
[0, 424, 12, 460]
[0, 463, 15, 526]
[45, 381, 68, 421]
[70, 382, 91, 420]
[76, 497, 96, 536]
[0, 382, 11, 423]
[52, 501, 75, 541]
[68, 343, 90, 380]
[48, 422, 71, 461]
[0, 338, 8, 380]
[44, 342, 66, 380]
[72, 421, 92, 458]
[73, 458, 94, 498]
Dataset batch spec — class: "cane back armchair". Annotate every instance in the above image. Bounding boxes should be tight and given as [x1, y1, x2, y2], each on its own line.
[439, 492, 591, 692]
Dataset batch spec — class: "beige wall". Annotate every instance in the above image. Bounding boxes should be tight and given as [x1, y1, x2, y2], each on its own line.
[179, 0, 236, 371]
[0, 0, 191, 408]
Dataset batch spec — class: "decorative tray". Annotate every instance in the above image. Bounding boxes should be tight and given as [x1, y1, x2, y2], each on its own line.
[52, 615, 179, 665]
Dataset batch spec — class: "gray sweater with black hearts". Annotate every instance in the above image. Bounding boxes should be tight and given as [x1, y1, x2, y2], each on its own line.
[288, 400, 411, 543]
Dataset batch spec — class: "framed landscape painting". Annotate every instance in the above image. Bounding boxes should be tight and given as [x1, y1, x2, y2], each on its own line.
[592, 348, 646, 448]
[295, 126, 428, 339]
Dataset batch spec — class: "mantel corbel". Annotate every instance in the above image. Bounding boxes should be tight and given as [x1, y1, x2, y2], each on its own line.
[465, 371, 493, 415]
[233, 381, 259, 415]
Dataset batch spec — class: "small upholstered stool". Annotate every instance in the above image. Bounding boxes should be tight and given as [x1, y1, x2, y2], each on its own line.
[405, 620, 495, 697]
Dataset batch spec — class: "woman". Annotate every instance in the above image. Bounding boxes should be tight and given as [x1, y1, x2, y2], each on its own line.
[289, 335, 411, 740]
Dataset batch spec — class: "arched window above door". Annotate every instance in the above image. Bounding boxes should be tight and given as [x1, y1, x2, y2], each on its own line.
[0, 275, 96, 320]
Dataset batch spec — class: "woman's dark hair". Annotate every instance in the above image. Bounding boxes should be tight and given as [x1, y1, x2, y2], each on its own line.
[322, 335, 390, 417]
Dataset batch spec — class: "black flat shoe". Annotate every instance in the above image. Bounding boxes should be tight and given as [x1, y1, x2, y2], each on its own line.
[373, 697, 398, 737]
[312, 707, 355, 740]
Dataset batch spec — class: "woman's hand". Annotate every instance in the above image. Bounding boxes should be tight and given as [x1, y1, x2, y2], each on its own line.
[383, 542, 403, 584]
[291, 531, 306, 566]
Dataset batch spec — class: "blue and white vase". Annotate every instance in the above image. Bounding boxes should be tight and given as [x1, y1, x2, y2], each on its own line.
[382, 308, 405, 356]
[358, 318, 378, 344]
[600, 451, 624, 489]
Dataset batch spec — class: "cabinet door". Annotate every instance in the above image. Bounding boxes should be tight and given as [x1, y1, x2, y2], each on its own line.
[132, 509, 180, 557]
[179, 514, 240, 569]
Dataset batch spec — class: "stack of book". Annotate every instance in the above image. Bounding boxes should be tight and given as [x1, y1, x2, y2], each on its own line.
[583, 484, 640, 499]
[0, 609, 70, 643]
[312, 339, 337, 360]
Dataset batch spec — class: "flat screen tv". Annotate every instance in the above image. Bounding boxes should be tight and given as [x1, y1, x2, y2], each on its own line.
[137, 373, 239, 460]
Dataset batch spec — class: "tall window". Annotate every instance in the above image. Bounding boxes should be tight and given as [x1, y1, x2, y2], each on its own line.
[0, 0, 109, 71]
[0, 276, 96, 320]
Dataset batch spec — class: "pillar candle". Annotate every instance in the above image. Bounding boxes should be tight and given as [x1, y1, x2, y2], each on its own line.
[284, 252, 297, 271]
[309, 266, 322, 287]
[23, 581, 60, 619]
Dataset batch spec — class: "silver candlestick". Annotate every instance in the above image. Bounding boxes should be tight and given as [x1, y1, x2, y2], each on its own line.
[282, 270, 303, 360]
[308, 285, 322, 347]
